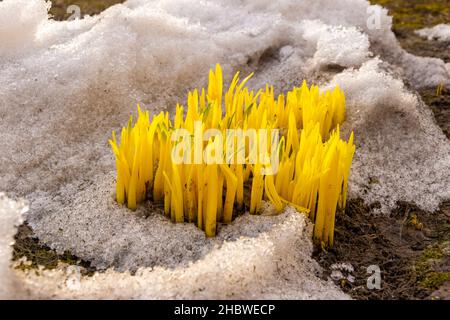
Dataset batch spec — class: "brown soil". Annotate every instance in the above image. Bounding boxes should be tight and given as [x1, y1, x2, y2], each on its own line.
[314, 200, 450, 300]
[13, 223, 96, 276]
[420, 88, 450, 139]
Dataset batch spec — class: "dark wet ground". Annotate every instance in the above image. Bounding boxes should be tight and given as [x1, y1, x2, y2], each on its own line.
[12, 0, 450, 300]
[315, 200, 450, 300]
[13, 223, 96, 276]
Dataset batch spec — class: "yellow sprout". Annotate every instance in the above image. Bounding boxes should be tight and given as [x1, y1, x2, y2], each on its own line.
[110, 64, 355, 247]
[436, 82, 444, 96]
[220, 164, 238, 223]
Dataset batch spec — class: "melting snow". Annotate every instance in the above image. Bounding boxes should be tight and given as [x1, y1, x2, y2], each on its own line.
[0, 0, 449, 299]
[416, 24, 450, 42]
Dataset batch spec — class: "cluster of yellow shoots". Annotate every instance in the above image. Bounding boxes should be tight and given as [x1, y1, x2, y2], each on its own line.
[110, 64, 355, 247]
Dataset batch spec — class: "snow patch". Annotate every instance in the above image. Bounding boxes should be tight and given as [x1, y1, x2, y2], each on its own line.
[0, 0, 449, 299]
[416, 24, 450, 42]
[329, 59, 450, 213]
[15, 207, 349, 299]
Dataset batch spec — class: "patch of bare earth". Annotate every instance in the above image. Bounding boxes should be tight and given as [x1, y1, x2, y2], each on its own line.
[315, 200, 450, 299]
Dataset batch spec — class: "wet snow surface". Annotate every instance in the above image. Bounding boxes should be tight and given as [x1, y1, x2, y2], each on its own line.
[416, 24, 450, 42]
[0, 0, 449, 299]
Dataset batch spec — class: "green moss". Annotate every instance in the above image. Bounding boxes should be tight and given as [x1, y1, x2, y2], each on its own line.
[370, 0, 450, 32]
[422, 245, 444, 260]
[414, 242, 450, 290]
[419, 272, 450, 289]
